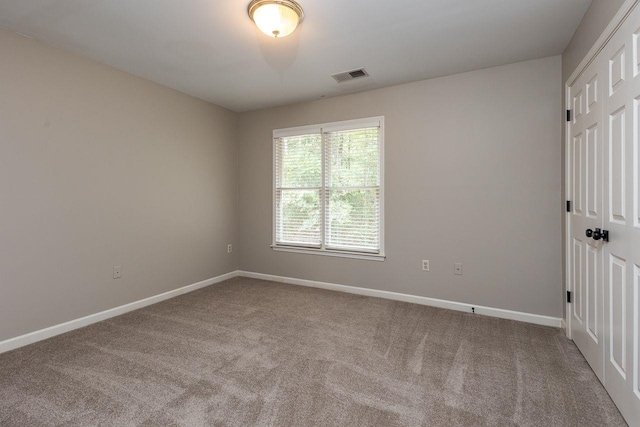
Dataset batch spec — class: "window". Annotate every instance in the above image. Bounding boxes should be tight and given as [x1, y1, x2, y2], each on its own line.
[273, 117, 384, 260]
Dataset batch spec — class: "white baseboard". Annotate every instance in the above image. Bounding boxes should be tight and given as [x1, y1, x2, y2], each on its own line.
[0, 270, 239, 354]
[1, 269, 562, 354]
[238, 271, 563, 328]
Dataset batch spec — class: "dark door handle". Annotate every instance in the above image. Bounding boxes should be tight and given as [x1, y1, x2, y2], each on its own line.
[586, 229, 593, 238]
[593, 228, 602, 240]
[590, 228, 610, 242]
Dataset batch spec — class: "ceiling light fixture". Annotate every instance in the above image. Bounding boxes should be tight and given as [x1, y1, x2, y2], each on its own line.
[248, 0, 304, 38]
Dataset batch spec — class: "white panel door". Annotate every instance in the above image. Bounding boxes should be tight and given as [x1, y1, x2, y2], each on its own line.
[568, 3, 640, 424]
[601, 5, 640, 423]
[569, 58, 605, 381]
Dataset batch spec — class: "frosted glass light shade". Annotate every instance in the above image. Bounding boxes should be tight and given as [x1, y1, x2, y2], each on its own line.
[248, 0, 304, 38]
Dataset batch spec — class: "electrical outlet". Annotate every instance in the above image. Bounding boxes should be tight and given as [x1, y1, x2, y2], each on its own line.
[422, 260, 430, 271]
[113, 266, 122, 279]
[227, 244, 232, 253]
[454, 263, 462, 275]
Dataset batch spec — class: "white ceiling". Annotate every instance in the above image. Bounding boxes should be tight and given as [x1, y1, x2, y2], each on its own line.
[0, 0, 591, 112]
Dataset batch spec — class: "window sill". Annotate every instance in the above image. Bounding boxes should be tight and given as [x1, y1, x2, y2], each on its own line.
[271, 245, 386, 261]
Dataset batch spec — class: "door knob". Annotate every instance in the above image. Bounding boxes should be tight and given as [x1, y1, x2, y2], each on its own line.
[591, 228, 610, 242]
[586, 229, 593, 238]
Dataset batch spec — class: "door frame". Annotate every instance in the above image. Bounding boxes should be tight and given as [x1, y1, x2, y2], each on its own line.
[564, 0, 639, 338]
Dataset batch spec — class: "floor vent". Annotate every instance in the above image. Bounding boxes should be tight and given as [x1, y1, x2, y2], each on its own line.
[331, 68, 369, 83]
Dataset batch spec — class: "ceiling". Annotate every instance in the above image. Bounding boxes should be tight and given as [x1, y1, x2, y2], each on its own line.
[0, 0, 592, 112]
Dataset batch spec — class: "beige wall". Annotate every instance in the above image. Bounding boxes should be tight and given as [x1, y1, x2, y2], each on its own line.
[0, 29, 238, 341]
[238, 56, 563, 318]
[1, 13, 584, 341]
[560, 0, 627, 317]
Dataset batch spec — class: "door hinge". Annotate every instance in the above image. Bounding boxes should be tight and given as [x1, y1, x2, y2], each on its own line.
[567, 291, 572, 303]
[566, 200, 571, 212]
[566, 110, 571, 122]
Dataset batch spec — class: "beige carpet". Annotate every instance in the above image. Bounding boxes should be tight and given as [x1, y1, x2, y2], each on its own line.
[0, 277, 627, 426]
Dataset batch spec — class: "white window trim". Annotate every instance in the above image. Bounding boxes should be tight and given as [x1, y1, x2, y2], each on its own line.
[272, 116, 385, 260]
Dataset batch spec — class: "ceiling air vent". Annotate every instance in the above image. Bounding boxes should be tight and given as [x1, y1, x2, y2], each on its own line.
[331, 68, 369, 83]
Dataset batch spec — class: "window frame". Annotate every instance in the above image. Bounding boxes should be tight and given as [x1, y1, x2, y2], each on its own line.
[272, 116, 385, 261]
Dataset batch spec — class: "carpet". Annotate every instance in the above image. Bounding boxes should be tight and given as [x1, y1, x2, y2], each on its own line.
[0, 277, 627, 426]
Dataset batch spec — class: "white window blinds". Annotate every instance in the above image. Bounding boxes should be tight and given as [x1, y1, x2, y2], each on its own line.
[274, 133, 322, 247]
[274, 118, 384, 257]
[325, 127, 380, 252]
